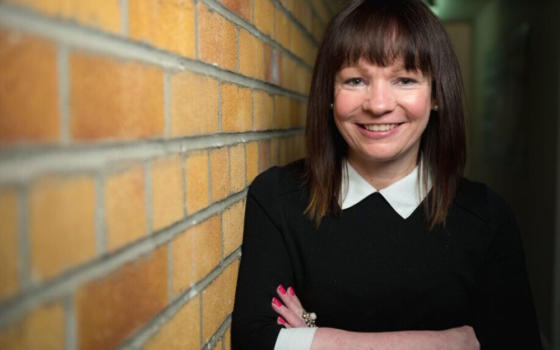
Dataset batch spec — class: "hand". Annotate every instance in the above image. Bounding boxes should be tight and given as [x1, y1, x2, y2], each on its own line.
[271, 284, 308, 328]
[443, 325, 480, 350]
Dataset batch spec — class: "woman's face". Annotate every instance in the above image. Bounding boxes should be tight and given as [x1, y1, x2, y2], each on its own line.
[333, 58, 433, 173]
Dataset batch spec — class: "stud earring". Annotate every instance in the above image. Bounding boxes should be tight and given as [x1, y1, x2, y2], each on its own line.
[432, 105, 439, 111]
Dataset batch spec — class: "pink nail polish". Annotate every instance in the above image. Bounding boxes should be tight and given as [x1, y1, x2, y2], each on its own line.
[277, 316, 286, 325]
[288, 287, 295, 296]
[278, 284, 286, 294]
[272, 297, 282, 307]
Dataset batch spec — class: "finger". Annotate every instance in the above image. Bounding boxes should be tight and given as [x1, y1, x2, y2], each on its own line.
[277, 316, 292, 328]
[271, 297, 306, 327]
[276, 285, 304, 316]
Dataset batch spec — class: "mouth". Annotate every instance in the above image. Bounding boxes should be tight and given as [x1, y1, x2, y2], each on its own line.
[359, 123, 403, 132]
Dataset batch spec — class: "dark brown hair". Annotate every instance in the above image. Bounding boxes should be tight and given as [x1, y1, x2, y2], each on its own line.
[304, 0, 466, 228]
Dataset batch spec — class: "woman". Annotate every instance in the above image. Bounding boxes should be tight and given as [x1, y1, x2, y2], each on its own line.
[232, 0, 542, 349]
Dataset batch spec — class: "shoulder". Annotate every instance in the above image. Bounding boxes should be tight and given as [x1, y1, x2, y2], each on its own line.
[248, 159, 307, 203]
[452, 178, 514, 229]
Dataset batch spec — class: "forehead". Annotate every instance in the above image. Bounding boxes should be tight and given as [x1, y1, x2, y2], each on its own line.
[338, 57, 425, 74]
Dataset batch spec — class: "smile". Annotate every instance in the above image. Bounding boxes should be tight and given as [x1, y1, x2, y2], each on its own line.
[361, 123, 402, 132]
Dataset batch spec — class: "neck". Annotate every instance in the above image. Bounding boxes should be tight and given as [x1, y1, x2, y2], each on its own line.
[347, 153, 418, 190]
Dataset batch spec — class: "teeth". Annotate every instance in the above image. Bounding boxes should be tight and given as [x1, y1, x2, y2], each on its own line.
[363, 124, 399, 132]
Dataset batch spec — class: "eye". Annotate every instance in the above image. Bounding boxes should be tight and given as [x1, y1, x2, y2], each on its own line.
[395, 77, 417, 85]
[344, 77, 366, 87]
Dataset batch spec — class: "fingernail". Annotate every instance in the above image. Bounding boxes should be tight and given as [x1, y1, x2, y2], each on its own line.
[288, 287, 295, 296]
[278, 284, 286, 294]
[277, 316, 286, 325]
[272, 297, 282, 307]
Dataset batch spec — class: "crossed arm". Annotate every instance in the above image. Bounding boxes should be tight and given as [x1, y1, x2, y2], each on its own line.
[271, 284, 479, 350]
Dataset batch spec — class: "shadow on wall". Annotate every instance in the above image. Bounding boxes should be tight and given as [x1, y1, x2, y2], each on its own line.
[453, 0, 560, 348]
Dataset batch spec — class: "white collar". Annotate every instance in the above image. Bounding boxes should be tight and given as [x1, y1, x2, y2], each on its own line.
[340, 161, 432, 218]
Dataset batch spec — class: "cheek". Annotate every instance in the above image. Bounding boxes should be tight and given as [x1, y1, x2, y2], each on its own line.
[333, 90, 363, 120]
[401, 93, 432, 120]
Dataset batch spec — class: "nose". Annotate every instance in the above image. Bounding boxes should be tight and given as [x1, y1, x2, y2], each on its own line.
[362, 81, 396, 115]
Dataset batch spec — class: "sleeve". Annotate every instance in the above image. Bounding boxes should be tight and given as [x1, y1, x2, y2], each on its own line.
[231, 172, 298, 350]
[274, 328, 317, 350]
[471, 192, 542, 349]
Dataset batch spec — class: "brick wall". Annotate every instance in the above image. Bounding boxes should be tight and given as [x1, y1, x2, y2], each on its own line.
[0, 0, 339, 349]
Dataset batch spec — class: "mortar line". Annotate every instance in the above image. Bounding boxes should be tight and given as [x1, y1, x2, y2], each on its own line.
[120, 0, 129, 36]
[301, 0, 328, 27]
[118, 250, 240, 349]
[57, 44, 70, 144]
[0, 3, 314, 78]
[64, 294, 76, 350]
[0, 129, 303, 185]
[202, 315, 232, 350]
[95, 174, 107, 255]
[0, 191, 246, 328]
[17, 186, 32, 290]
[269, 0, 321, 48]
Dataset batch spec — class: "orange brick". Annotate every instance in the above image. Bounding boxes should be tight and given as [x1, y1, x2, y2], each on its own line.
[295, 1, 312, 33]
[129, 0, 195, 58]
[0, 302, 65, 350]
[246, 142, 259, 183]
[274, 95, 290, 129]
[279, 138, 288, 165]
[254, 0, 274, 36]
[172, 216, 221, 295]
[221, 84, 251, 132]
[76, 246, 168, 350]
[29, 175, 96, 281]
[295, 64, 311, 95]
[170, 71, 219, 137]
[104, 165, 146, 251]
[210, 148, 230, 202]
[264, 45, 280, 85]
[5, 0, 121, 33]
[185, 151, 210, 214]
[310, 0, 330, 23]
[144, 296, 201, 350]
[279, 0, 294, 12]
[289, 98, 302, 127]
[239, 29, 265, 80]
[229, 143, 246, 193]
[222, 200, 245, 256]
[151, 155, 184, 231]
[258, 139, 271, 172]
[279, 54, 295, 91]
[221, 0, 251, 21]
[198, 3, 237, 71]
[202, 260, 239, 342]
[0, 30, 59, 143]
[311, 15, 325, 41]
[224, 327, 231, 350]
[70, 53, 164, 140]
[270, 138, 280, 166]
[274, 10, 291, 50]
[0, 188, 19, 300]
[253, 90, 274, 130]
